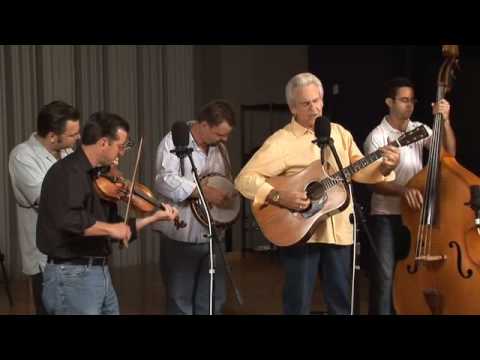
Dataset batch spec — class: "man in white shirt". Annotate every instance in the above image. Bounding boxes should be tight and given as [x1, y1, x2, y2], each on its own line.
[9, 101, 81, 314]
[154, 100, 235, 315]
[363, 77, 456, 314]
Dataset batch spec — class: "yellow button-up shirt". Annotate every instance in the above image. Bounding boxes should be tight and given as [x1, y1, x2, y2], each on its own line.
[235, 118, 395, 246]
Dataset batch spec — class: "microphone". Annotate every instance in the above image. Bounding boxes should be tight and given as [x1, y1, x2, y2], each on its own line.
[171, 121, 191, 158]
[313, 115, 331, 164]
[314, 115, 331, 147]
[170, 121, 193, 176]
[468, 185, 480, 228]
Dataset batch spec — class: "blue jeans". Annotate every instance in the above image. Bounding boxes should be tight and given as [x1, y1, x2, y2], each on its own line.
[279, 243, 352, 315]
[159, 237, 226, 315]
[368, 215, 408, 315]
[42, 263, 119, 315]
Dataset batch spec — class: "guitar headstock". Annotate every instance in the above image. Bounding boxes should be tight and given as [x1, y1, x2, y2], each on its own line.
[395, 125, 429, 147]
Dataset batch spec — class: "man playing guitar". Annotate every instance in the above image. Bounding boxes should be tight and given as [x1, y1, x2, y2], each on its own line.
[235, 73, 400, 315]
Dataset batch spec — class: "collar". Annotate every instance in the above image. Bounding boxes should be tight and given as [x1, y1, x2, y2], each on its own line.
[73, 146, 95, 174]
[188, 120, 218, 153]
[26, 133, 57, 161]
[381, 116, 415, 133]
[27, 132, 74, 161]
[187, 120, 202, 152]
[89, 165, 111, 178]
[290, 117, 315, 137]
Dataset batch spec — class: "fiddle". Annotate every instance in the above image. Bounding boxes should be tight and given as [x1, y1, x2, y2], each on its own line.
[94, 165, 186, 230]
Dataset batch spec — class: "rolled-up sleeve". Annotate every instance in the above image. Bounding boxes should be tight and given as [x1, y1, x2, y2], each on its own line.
[106, 202, 138, 242]
[235, 139, 286, 207]
[154, 134, 196, 203]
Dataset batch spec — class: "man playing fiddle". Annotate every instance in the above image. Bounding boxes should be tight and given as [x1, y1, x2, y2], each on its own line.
[37, 111, 178, 315]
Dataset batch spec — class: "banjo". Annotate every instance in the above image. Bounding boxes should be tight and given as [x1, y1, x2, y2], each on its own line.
[191, 173, 241, 228]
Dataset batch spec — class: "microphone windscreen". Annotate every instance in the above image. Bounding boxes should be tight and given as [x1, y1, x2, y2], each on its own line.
[171, 121, 190, 148]
[314, 115, 331, 141]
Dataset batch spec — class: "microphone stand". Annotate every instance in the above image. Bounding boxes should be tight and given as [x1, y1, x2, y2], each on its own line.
[315, 138, 351, 216]
[188, 152, 216, 315]
[173, 148, 242, 315]
[316, 138, 356, 315]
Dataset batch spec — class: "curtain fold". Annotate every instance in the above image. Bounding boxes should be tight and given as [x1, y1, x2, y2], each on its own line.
[0, 45, 195, 276]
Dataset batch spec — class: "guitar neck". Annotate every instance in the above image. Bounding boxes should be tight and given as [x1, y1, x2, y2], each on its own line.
[341, 148, 384, 181]
[319, 142, 398, 192]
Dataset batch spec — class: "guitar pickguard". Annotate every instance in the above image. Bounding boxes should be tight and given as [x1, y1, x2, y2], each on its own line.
[301, 192, 328, 219]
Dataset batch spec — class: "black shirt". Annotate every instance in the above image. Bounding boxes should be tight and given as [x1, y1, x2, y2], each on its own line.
[37, 147, 137, 259]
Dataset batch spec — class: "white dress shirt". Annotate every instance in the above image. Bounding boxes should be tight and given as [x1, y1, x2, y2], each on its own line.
[153, 125, 229, 243]
[363, 117, 432, 215]
[8, 133, 72, 275]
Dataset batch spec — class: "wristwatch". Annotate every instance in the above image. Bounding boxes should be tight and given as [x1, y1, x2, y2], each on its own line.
[270, 190, 280, 203]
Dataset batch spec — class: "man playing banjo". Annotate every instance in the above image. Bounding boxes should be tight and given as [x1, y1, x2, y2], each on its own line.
[153, 100, 237, 315]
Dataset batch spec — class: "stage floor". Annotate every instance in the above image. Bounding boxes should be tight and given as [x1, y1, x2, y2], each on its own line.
[0, 251, 370, 315]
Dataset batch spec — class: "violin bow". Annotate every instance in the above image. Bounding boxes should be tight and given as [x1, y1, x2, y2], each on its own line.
[121, 136, 144, 249]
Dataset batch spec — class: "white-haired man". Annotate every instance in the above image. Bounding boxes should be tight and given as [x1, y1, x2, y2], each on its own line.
[235, 72, 400, 315]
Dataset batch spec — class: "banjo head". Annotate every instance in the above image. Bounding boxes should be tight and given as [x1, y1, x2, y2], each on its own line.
[191, 173, 241, 227]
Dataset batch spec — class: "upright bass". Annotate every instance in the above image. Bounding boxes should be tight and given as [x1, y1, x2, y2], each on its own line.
[393, 45, 480, 314]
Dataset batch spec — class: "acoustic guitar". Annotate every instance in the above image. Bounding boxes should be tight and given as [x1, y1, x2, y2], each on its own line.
[252, 125, 429, 247]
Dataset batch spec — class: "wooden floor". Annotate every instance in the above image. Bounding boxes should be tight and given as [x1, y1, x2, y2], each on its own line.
[0, 251, 370, 315]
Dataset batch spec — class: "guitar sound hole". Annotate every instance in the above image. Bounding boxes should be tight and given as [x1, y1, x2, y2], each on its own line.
[305, 182, 320, 199]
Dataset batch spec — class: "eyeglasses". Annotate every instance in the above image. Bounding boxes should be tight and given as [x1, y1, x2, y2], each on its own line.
[119, 139, 135, 152]
[394, 97, 418, 105]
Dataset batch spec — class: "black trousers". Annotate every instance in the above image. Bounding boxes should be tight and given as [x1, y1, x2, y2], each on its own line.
[31, 272, 47, 315]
